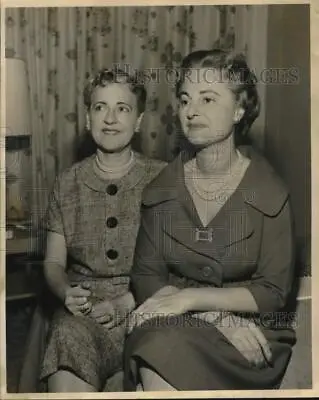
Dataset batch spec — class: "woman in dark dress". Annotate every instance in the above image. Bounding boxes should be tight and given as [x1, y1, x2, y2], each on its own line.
[124, 49, 296, 391]
[39, 68, 166, 392]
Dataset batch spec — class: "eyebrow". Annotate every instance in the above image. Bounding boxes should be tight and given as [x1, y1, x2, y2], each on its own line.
[199, 90, 221, 96]
[179, 90, 221, 97]
[93, 100, 132, 108]
[117, 101, 132, 108]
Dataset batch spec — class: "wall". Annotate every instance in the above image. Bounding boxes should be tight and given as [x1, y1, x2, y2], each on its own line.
[245, 5, 268, 151]
[264, 4, 311, 275]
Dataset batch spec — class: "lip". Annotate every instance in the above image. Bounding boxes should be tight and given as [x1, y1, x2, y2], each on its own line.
[102, 128, 121, 134]
[187, 123, 207, 129]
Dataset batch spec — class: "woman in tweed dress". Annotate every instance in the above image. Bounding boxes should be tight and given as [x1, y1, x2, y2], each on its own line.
[39, 68, 166, 392]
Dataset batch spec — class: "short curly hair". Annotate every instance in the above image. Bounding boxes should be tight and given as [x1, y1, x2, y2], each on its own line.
[176, 49, 260, 139]
[83, 67, 147, 114]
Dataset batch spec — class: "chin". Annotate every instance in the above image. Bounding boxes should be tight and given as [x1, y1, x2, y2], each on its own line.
[97, 142, 131, 154]
[187, 133, 229, 148]
[187, 136, 214, 147]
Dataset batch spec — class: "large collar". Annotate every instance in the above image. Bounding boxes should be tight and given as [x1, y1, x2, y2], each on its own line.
[76, 152, 153, 193]
[142, 145, 289, 217]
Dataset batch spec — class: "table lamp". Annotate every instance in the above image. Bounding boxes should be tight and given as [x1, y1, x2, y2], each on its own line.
[5, 57, 32, 225]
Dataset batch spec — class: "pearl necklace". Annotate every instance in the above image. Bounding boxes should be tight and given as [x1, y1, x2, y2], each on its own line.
[190, 150, 247, 202]
[95, 151, 135, 174]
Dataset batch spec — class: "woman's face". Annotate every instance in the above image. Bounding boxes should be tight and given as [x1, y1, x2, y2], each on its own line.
[89, 82, 140, 153]
[178, 68, 243, 148]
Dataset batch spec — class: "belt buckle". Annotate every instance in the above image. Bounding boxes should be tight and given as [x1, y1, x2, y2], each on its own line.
[195, 228, 213, 242]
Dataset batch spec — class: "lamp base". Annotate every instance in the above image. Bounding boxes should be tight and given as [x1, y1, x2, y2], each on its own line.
[6, 147, 31, 223]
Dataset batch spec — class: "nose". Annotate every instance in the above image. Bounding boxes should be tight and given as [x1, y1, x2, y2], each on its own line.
[103, 108, 117, 124]
[186, 101, 199, 120]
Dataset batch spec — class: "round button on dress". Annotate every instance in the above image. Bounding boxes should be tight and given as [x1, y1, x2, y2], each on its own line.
[106, 184, 118, 196]
[106, 249, 119, 260]
[106, 217, 118, 228]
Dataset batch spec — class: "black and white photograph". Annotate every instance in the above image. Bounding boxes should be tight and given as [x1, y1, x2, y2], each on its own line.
[2, 2, 313, 396]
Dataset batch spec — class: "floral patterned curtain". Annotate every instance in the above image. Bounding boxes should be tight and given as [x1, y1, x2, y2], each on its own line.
[5, 5, 254, 225]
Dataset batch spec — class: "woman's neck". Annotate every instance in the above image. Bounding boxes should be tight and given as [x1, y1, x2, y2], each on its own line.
[195, 134, 238, 177]
[94, 146, 135, 180]
[96, 146, 132, 169]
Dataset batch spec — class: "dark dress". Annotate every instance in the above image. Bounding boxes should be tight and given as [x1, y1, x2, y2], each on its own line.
[124, 146, 297, 391]
[39, 152, 166, 390]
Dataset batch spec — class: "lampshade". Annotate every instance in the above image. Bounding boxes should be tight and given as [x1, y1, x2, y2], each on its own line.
[5, 57, 31, 137]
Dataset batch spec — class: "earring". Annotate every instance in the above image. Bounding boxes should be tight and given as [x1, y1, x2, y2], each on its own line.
[86, 115, 91, 131]
[234, 109, 244, 123]
[135, 113, 143, 133]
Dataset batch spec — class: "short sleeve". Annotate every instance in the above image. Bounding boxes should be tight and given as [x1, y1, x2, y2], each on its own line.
[46, 177, 65, 236]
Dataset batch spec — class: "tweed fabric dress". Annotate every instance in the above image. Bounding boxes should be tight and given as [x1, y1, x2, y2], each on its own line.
[39, 152, 166, 390]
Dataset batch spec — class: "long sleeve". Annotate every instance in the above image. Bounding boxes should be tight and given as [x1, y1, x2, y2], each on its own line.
[245, 197, 296, 314]
[130, 205, 169, 306]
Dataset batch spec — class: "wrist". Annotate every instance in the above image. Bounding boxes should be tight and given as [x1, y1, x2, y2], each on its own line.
[123, 291, 135, 312]
[58, 282, 71, 304]
[155, 285, 179, 297]
[114, 292, 135, 314]
[180, 288, 200, 312]
[181, 287, 214, 312]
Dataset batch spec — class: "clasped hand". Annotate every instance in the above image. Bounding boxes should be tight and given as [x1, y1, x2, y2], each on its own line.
[64, 283, 93, 316]
[64, 283, 116, 328]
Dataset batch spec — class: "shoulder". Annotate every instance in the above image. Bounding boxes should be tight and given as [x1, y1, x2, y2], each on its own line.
[135, 151, 167, 171]
[134, 151, 168, 184]
[240, 146, 290, 217]
[141, 155, 182, 206]
[52, 156, 94, 195]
